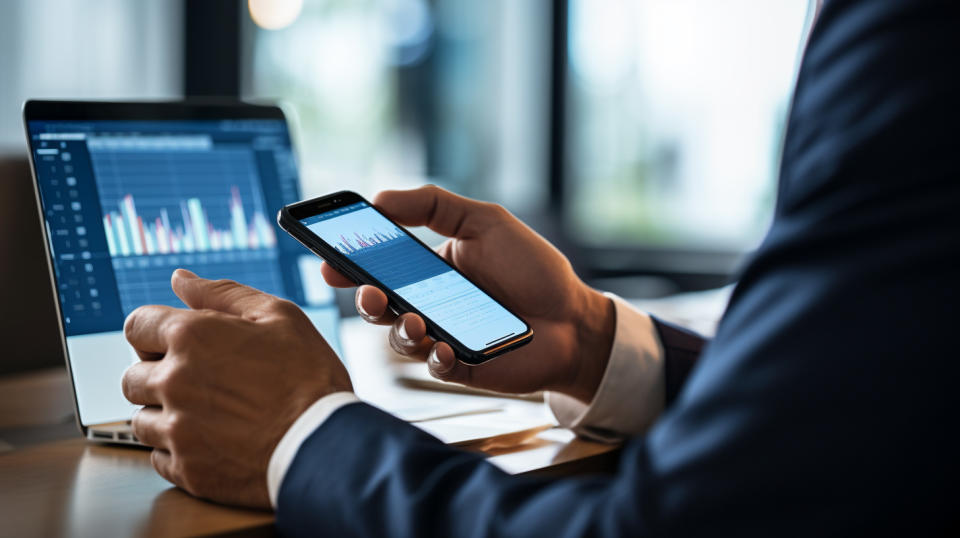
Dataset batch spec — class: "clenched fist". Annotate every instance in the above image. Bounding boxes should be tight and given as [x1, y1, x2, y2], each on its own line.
[121, 269, 351, 508]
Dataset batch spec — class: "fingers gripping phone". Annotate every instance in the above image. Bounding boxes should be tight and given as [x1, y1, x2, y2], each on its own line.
[278, 191, 533, 364]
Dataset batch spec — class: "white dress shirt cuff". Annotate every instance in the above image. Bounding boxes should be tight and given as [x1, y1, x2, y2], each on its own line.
[546, 293, 665, 443]
[266, 391, 361, 508]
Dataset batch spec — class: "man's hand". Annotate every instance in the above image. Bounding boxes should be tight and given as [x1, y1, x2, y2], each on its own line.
[322, 185, 615, 403]
[121, 269, 351, 509]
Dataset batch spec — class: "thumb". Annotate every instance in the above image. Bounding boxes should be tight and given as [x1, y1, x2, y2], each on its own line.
[171, 268, 279, 319]
[372, 185, 506, 239]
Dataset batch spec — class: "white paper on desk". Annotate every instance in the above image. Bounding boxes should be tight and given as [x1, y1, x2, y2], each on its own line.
[390, 362, 544, 402]
[414, 411, 555, 446]
[362, 391, 505, 423]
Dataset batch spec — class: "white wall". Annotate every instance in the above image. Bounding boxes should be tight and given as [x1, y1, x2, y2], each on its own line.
[0, 0, 183, 152]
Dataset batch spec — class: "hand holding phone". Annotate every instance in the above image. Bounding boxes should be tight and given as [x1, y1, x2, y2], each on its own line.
[280, 187, 616, 401]
[279, 190, 533, 363]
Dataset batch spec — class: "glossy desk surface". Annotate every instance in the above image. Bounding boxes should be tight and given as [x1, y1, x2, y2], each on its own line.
[0, 318, 619, 537]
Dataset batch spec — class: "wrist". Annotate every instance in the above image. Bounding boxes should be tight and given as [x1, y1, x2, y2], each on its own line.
[267, 391, 360, 508]
[562, 287, 616, 404]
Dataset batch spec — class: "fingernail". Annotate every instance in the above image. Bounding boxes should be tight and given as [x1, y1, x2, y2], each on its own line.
[356, 296, 375, 320]
[397, 317, 411, 341]
[174, 268, 197, 279]
[429, 347, 453, 374]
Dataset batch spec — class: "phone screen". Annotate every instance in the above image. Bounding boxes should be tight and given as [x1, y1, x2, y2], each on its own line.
[299, 201, 528, 352]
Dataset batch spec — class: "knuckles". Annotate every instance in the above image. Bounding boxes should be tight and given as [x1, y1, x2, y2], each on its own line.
[123, 306, 149, 341]
[165, 411, 188, 447]
[155, 436, 202, 497]
[150, 364, 175, 393]
[120, 369, 137, 401]
[156, 363, 191, 402]
[162, 316, 202, 348]
[129, 409, 146, 438]
[268, 297, 303, 319]
[151, 450, 194, 495]
[484, 201, 513, 222]
[209, 278, 242, 294]
[162, 309, 223, 348]
[150, 449, 169, 478]
[421, 183, 444, 197]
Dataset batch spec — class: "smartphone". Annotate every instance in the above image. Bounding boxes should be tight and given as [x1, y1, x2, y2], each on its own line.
[278, 191, 533, 364]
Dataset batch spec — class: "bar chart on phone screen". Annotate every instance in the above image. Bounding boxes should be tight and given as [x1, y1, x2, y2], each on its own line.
[90, 137, 285, 314]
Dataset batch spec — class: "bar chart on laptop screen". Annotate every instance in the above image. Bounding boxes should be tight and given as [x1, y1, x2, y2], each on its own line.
[89, 135, 285, 314]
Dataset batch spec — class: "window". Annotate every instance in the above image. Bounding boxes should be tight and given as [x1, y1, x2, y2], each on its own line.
[244, 0, 551, 214]
[565, 0, 813, 251]
[0, 0, 182, 151]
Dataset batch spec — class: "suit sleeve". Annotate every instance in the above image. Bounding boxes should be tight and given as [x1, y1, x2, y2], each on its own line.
[650, 317, 706, 406]
[277, 1, 960, 536]
[276, 307, 704, 536]
[277, 402, 659, 538]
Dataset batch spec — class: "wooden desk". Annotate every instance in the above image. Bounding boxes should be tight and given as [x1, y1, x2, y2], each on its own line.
[0, 318, 620, 537]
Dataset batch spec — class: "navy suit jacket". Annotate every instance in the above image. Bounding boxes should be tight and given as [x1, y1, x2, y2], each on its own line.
[277, 1, 959, 535]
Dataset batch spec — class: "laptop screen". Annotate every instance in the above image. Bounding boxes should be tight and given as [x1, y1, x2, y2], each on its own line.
[26, 109, 340, 427]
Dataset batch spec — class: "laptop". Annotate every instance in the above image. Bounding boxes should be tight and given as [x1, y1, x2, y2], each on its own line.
[22, 100, 341, 444]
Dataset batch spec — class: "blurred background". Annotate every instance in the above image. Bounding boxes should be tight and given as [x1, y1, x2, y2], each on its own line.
[0, 0, 813, 373]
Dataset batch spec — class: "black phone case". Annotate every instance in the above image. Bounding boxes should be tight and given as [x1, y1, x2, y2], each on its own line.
[277, 193, 533, 365]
